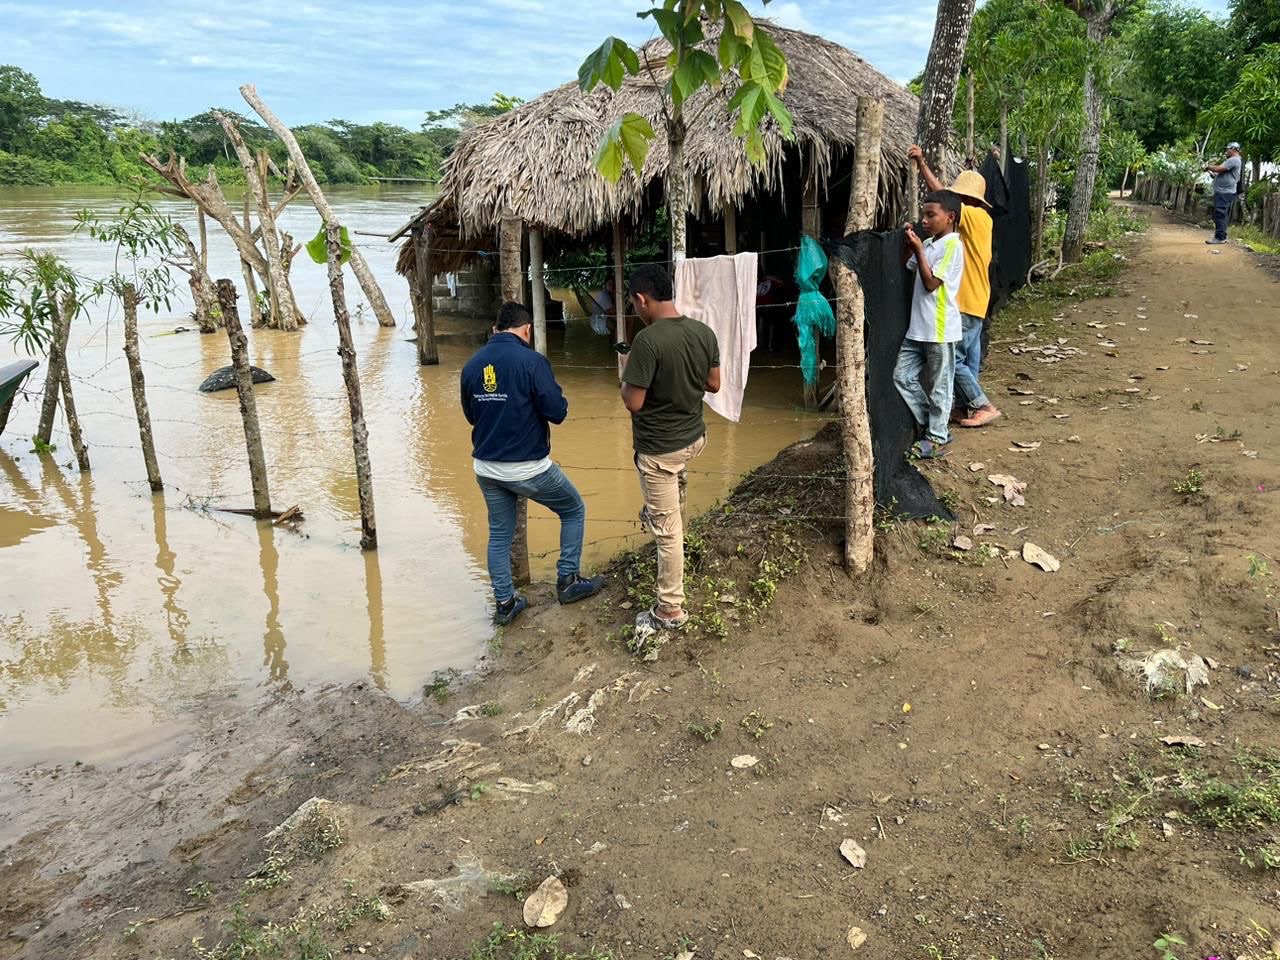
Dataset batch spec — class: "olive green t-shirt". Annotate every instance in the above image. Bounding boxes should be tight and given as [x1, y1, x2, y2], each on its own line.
[622, 316, 721, 455]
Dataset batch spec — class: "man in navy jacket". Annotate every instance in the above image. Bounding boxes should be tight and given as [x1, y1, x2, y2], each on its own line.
[461, 301, 604, 625]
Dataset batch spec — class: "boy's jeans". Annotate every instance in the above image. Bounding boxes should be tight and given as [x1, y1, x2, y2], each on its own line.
[953, 313, 990, 409]
[893, 338, 957, 445]
[1212, 191, 1234, 241]
[635, 434, 706, 612]
[476, 463, 584, 603]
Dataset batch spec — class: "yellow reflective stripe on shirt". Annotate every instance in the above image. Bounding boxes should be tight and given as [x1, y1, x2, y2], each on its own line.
[934, 238, 958, 341]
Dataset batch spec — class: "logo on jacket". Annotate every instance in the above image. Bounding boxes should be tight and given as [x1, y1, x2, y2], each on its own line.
[483, 364, 498, 393]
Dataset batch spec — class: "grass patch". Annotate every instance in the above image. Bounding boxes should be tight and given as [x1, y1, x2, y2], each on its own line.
[1173, 469, 1204, 496]
[424, 668, 460, 704]
[191, 905, 333, 960]
[465, 923, 615, 960]
[686, 716, 724, 742]
[1236, 224, 1280, 256]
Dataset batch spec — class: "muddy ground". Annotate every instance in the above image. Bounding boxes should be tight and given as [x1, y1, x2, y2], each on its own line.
[5, 207, 1280, 960]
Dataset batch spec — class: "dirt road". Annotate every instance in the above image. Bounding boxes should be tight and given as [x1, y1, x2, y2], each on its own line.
[6, 208, 1280, 960]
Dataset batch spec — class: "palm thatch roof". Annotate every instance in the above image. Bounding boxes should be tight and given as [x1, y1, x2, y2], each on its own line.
[397, 20, 924, 277]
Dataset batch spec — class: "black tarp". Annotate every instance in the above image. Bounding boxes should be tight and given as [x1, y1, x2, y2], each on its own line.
[987, 157, 1033, 318]
[830, 229, 951, 520]
[821, 156, 1033, 520]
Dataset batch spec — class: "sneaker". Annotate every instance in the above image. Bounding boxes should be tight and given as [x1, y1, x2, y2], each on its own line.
[638, 604, 690, 631]
[493, 594, 527, 626]
[557, 573, 605, 605]
[1205, 238, 1226, 245]
[959, 405, 1002, 428]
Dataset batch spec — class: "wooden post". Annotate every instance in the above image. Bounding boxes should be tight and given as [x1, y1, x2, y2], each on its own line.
[57, 293, 88, 471]
[240, 193, 263, 328]
[218, 279, 272, 518]
[499, 212, 531, 587]
[613, 220, 627, 376]
[965, 69, 975, 168]
[831, 97, 883, 578]
[529, 226, 547, 357]
[999, 101, 1009, 174]
[198, 209, 208, 272]
[908, 165, 920, 223]
[410, 224, 439, 365]
[242, 85, 397, 329]
[122, 284, 163, 492]
[802, 148, 822, 409]
[724, 205, 738, 255]
[36, 288, 70, 446]
[326, 224, 378, 550]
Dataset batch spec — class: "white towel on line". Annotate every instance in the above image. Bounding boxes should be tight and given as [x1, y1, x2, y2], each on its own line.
[674, 252, 758, 423]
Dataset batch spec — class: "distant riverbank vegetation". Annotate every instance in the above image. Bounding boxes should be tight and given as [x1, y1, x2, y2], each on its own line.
[0, 66, 521, 187]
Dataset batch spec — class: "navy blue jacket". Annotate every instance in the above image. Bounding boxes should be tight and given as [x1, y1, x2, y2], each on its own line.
[460, 332, 568, 462]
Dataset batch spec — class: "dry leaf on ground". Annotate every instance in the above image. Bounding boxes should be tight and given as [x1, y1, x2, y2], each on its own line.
[840, 839, 867, 868]
[988, 474, 1027, 507]
[523, 876, 568, 928]
[1022, 542, 1061, 572]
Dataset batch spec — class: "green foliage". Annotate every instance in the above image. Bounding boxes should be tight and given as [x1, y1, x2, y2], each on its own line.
[1130, 4, 1239, 134]
[465, 923, 615, 960]
[1205, 44, 1280, 161]
[1153, 932, 1186, 960]
[304, 225, 352, 265]
[1173, 469, 1204, 495]
[579, 1, 793, 180]
[0, 249, 84, 355]
[0, 64, 524, 186]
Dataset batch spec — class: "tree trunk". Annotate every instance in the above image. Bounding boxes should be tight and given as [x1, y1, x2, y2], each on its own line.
[139, 153, 270, 279]
[198, 209, 208, 272]
[326, 224, 377, 550]
[214, 113, 299, 331]
[173, 224, 218, 333]
[241, 84, 396, 328]
[219, 278, 272, 518]
[122, 284, 162, 492]
[965, 69, 976, 168]
[909, 165, 920, 222]
[498, 212, 531, 586]
[410, 224, 439, 365]
[57, 294, 88, 471]
[667, 108, 689, 267]
[529, 227, 547, 356]
[241, 193, 263, 328]
[831, 98, 883, 578]
[1033, 142, 1051, 263]
[1119, 166, 1130, 198]
[613, 220, 627, 377]
[999, 101, 1009, 174]
[36, 286, 71, 446]
[916, 0, 977, 181]
[1061, 1, 1116, 264]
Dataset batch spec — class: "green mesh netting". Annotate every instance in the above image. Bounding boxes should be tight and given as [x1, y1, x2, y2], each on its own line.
[791, 234, 834, 385]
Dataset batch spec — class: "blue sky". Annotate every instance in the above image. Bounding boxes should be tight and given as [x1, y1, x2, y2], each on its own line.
[0, 0, 1232, 128]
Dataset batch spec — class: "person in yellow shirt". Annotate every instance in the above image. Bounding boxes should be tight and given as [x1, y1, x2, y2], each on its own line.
[908, 146, 1003, 428]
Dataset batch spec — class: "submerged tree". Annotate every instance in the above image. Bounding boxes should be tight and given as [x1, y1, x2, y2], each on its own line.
[578, 0, 793, 262]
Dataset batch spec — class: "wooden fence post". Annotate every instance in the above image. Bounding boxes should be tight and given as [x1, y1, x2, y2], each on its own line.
[326, 224, 378, 550]
[831, 97, 884, 577]
[36, 290, 71, 445]
[122, 284, 163, 492]
[529, 227, 547, 357]
[410, 224, 439, 365]
[57, 293, 88, 471]
[218, 279, 272, 518]
[499, 213, 531, 587]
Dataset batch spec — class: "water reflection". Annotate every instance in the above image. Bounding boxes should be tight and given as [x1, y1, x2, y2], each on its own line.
[256, 520, 287, 685]
[151, 494, 190, 655]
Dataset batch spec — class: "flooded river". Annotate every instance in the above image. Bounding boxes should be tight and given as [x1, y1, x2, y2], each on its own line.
[0, 185, 828, 769]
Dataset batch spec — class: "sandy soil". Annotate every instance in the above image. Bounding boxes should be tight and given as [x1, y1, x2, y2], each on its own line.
[6, 207, 1280, 960]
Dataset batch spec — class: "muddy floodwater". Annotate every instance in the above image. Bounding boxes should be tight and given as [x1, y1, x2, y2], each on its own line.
[0, 185, 828, 769]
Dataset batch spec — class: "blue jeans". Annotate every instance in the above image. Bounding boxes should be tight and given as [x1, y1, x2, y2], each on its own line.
[893, 338, 956, 445]
[953, 313, 990, 409]
[1213, 191, 1234, 241]
[476, 463, 584, 602]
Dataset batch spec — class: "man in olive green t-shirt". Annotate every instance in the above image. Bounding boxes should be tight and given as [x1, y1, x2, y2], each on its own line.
[620, 264, 721, 632]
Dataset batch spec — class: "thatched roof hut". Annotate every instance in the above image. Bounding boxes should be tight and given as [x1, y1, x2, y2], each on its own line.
[397, 20, 924, 278]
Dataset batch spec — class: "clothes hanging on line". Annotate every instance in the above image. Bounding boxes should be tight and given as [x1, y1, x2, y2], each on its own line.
[674, 252, 758, 423]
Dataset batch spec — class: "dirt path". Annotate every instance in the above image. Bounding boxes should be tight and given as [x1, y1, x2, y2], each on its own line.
[7, 208, 1280, 960]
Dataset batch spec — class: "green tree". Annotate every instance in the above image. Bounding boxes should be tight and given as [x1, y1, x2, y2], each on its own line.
[1205, 43, 1280, 161]
[1130, 4, 1238, 132]
[0, 65, 44, 153]
[578, 0, 792, 261]
[1230, 0, 1280, 50]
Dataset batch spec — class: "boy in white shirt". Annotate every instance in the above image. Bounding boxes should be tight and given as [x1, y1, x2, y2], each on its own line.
[893, 191, 965, 459]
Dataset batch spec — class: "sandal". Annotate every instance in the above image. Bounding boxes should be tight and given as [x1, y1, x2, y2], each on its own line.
[636, 605, 689, 632]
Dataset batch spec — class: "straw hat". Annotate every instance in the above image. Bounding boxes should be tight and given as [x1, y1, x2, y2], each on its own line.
[948, 170, 992, 209]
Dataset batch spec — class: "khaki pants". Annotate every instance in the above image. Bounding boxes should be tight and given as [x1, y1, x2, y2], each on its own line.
[635, 435, 707, 611]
